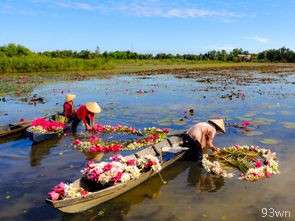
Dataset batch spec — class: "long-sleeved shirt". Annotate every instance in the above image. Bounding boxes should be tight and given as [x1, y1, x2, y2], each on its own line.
[186, 122, 216, 148]
[76, 104, 94, 125]
[63, 102, 75, 117]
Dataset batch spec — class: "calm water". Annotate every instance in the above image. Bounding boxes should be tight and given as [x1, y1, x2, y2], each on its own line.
[0, 72, 294, 221]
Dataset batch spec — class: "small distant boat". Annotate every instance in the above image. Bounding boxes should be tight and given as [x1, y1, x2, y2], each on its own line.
[46, 135, 189, 213]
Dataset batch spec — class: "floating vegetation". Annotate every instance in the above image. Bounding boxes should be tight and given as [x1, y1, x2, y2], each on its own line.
[282, 122, 295, 129]
[253, 118, 275, 125]
[244, 112, 257, 117]
[263, 112, 276, 115]
[236, 116, 252, 122]
[261, 102, 281, 109]
[244, 131, 264, 136]
[279, 111, 293, 116]
[220, 90, 246, 100]
[260, 138, 281, 145]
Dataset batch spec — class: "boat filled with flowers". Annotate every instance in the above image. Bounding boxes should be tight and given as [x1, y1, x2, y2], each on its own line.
[46, 135, 188, 213]
[26, 118, 66, 143]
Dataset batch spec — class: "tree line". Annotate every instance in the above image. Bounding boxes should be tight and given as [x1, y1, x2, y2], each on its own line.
[0, 43, 294, 73]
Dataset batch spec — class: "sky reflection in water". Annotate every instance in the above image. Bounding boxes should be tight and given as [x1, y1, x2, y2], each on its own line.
[0, 72, 294, 221]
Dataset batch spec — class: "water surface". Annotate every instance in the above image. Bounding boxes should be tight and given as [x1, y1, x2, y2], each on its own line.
[0, 71, 294, 221]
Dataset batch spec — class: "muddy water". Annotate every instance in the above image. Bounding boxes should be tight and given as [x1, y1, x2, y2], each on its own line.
[0, 72, 294, 221]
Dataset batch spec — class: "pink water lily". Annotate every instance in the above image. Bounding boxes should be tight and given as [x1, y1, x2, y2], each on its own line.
[241, 121, 250, 126]
[265, 172, 272, 178]
[31, 118, 66, 132]
[48, 191, 60, 201]
[255, 161, 263, 168]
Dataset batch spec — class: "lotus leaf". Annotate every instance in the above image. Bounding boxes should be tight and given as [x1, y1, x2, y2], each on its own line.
[260, 138, 280, 145]
[253, 118, 275, 125]
[263, 112, 275, 115]
[282, 122, 295, 129]
[244, 131, 263, 136]
[236, 116, 252, 121]
[280, 111, 293, 116]
[244, 112, 257, 117]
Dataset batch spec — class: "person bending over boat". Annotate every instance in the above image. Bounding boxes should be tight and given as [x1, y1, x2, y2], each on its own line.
[71, 102, 101, 132]
[63, 94, 76, 121]
[182, 119, 226, 161]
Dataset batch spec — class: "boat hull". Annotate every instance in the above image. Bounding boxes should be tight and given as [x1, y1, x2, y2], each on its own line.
[27, 128, 60, 143]
[46, 135, 187, 213]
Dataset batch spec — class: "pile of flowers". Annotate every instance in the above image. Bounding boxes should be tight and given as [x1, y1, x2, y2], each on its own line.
[123, 127, 170, 150]
[73, 126, 170, 154]
[202, 145, 280, 181]
[93, 124, 143, 136]
[28, 118, 66, 134]
[73, 135, 123, 154]
[81, 154, 161, 185]
[48, 181, 88, 201]
[48, 154, 162, 201]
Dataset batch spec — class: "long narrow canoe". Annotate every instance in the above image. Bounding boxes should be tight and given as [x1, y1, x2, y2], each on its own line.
[0, 114, 54, 138]
[0, 119, 34, 137]
[46, 135, 188, 213]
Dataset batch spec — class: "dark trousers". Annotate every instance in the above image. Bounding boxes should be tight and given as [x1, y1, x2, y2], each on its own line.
[71, 116, 90, 132]
[181, 134, 203, 161]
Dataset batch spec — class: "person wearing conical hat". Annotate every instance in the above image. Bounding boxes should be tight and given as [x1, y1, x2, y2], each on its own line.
[63, 94, 76, 121]
[182, 118, 226, 161]
[71, 102, 101, 132]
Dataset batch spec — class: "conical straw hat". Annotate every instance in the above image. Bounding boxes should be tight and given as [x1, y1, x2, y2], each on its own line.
[208, 119, 226, 133]
[65, 94, 76, 102]
[86, 102, 101, 114]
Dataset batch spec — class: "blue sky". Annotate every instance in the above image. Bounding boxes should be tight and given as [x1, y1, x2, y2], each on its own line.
[1, 0, 294, 54]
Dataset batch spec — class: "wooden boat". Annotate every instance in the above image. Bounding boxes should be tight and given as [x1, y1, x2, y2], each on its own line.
[0, 114, 54, 138]
[26, 114, 69, 143]
[46, 135, 189, 213]
[26, 128, 62, 143]
[0, 119, 34, 138]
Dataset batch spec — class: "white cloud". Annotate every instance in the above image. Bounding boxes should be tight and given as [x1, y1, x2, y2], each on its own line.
[246, 36, 269, 43]
[27, 0, 240, 20]
[116, 3, 239, 19]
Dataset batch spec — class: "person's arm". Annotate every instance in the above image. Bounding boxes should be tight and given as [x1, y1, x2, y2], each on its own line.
[83, 118, 92, 131]
[71, 103, 75, 114]
[90, 113, 96, 128]
[207, 130, 219, 151]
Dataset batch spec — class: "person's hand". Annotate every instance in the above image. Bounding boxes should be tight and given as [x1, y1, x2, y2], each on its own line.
[86, 124, 92, 131]
[212, 146, 219, 152]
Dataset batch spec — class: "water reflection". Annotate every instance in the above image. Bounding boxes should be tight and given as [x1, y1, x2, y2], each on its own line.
[30, 137, 62, 166]
[0, 72, 294, 221]
[187, 164, 224, 193]
[59, 161, 225, 220]
[0, 132, 27, 144]
[60, 161, 191, 221]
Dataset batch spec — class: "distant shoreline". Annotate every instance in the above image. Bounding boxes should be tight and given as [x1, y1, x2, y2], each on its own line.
[1, 62, 294, 96]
